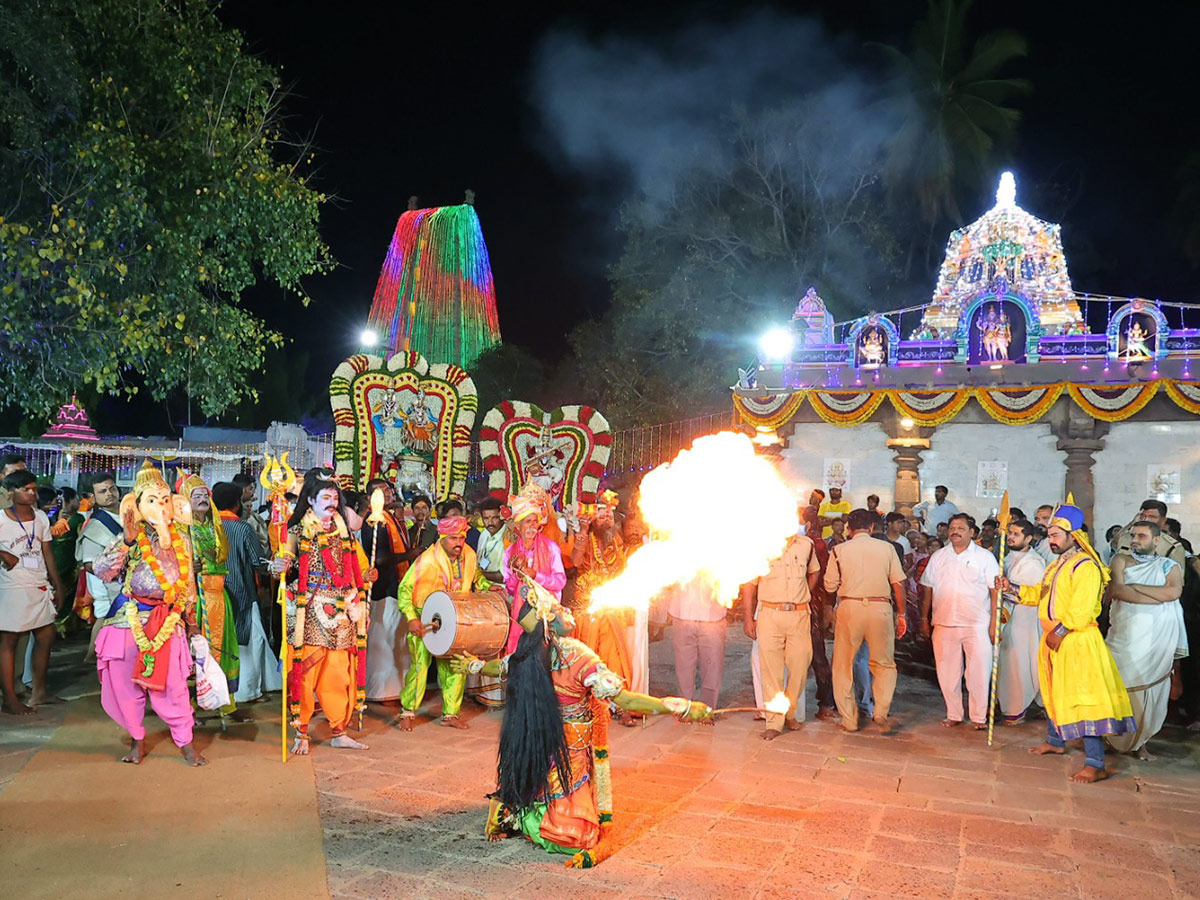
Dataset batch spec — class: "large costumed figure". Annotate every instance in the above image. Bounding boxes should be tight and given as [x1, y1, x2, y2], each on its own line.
[180, 474, 240, 712]
[93, 461, 206, 766]
[270, 468, 370, 755]
[1001, 502, 1135, 783]
[453, 575, 712, 868]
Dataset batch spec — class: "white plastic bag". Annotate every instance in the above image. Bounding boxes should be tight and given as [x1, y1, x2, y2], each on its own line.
[191, 635, 230, 711]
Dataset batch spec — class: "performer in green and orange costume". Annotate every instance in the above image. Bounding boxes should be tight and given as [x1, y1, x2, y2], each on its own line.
[395, 515, 495, 730]
[181, 474, 240, 711]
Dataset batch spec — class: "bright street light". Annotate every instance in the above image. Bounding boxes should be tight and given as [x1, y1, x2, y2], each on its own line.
[759, 328, 795, 361]
[360, 329, 378, 347]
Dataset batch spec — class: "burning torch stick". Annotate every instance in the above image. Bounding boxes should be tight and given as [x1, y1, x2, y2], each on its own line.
[986, 490, 1011, 748]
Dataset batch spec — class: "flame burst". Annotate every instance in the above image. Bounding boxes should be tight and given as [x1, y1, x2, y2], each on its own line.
[764, 692, 790, 715]
[590, 431, 796, 613]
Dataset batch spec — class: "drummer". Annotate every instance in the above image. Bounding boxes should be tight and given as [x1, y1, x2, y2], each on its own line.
[395, 515, 498, 730]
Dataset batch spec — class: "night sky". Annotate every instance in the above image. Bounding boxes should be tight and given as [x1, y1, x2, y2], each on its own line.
[214, 0, 1200, 408]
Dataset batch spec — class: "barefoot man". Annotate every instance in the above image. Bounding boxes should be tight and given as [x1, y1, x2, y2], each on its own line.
[271, 468, 371, 755]
[1104, 520, 1188, 760]
[92, 461, 206, 765]
[395, 514, 497, 731]
[999, 503, 1135, 783]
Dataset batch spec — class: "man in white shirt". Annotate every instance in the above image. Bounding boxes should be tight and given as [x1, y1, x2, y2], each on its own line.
[920, 513, 1000, 727]
[914, 485, 959, 536]
[474, 497, 507, 583]
[74, 472, 123, 661]
[669, 579, 728, 711]
[995, 519, 1047, 724]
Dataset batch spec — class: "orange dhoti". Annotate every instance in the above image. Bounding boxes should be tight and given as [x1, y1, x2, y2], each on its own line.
[290, 645, 356, 734]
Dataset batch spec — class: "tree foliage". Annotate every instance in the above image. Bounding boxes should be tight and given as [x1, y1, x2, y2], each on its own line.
[874, 0, 1030, 268]
[0, 0, 333, 420]
[570, 101, 902, 427]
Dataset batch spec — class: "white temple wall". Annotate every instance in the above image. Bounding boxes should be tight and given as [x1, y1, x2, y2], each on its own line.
[920, 423, 1065, 520]
[780, 422, 895, 504]
[1093, 420, 1200, 539]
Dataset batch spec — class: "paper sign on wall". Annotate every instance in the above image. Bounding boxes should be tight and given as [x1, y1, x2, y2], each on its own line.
[1147, 465, 1181, 505]
[822, 458, 851, 494]
[976, 461, 1008, 499]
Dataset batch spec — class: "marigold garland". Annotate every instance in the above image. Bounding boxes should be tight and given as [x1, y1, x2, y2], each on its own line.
[888, 389, 972, 426]
[125, 523, 190, 656]
[975, 385, 1065, 424]
[1066, 383, 1159, 422]
[807, 390, 886, 426]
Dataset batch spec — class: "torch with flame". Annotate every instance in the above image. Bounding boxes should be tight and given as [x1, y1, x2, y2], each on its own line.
[589, 431, 798, 613]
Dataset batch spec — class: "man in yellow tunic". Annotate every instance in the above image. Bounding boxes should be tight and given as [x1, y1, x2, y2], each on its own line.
[1000, 503, 1134, 783]
[395, 516, 494, 730]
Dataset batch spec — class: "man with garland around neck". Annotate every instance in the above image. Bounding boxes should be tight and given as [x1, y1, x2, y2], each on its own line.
[452, 576, 712, 868]
[999, 503, 1135, 783]
[270, 469, 371, 755]
[181, 474, 240, 716]
[395, 513, 496, 731]
[93, 461, 206, 766]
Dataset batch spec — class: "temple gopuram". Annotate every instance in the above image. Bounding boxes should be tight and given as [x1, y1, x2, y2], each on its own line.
[734, 173, 1200, 535]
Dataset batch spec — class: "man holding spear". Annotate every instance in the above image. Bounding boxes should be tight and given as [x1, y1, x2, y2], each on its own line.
[999, 502, 1135, 783]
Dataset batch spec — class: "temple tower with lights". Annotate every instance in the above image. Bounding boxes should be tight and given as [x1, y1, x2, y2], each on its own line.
[915, 172, 1086, 342]
[364, 191, 502, 369]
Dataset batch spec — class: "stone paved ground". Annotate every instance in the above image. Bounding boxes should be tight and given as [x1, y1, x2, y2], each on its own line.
[315, 630, 1200, 900]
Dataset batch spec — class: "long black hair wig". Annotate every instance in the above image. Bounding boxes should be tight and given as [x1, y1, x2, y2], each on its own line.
[497, 608, 572, 811]
[287, 467, 346, 530]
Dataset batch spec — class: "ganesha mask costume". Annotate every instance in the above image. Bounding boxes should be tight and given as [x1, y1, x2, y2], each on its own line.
[93, 461, 200, 758]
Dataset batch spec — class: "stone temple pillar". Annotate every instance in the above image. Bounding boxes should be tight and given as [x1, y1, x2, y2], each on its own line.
[1053, 404, 1108, 526]
[884, 418, 932, 516]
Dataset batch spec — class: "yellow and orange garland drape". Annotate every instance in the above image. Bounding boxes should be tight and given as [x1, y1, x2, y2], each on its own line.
[735, 380, 1198, 429]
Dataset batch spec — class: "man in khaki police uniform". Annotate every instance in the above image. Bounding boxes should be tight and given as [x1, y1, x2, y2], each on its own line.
[823, 508, 907, 734]
[741, 518, 821, 741]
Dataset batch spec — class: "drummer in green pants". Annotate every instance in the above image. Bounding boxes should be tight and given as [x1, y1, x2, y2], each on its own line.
[396, 516, 497, 730]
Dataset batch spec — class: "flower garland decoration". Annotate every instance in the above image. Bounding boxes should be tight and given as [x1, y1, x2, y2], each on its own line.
[1163, 380, 1200, 415]
[975, 385, 1065, 424]
[808, 390, 886, 426]
[1066, 383, 1159, 422]
[125, 523, 191, 676]
[889, 389, 973, 426]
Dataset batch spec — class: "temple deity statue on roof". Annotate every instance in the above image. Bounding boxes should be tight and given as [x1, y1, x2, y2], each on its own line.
[914, 173, 1086, 339]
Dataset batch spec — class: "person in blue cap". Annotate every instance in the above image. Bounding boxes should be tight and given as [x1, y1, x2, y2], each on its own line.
[998, 502, 1134, 783]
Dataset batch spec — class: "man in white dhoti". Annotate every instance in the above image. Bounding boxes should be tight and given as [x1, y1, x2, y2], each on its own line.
[1105, 521, 1188, 760]
[996, 519, 1046, 724]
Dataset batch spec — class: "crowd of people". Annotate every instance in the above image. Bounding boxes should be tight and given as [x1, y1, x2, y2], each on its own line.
[1, 451, 1196, 858]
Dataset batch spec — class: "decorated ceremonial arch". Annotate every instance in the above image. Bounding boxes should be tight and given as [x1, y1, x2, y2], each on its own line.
[329, 350, 477, 501]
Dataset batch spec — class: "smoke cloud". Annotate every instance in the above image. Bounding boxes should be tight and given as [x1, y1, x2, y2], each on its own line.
[530, 12, 897, 203]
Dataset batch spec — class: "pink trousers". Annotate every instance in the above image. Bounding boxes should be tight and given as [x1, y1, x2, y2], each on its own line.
[96, 624, 194, 747]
